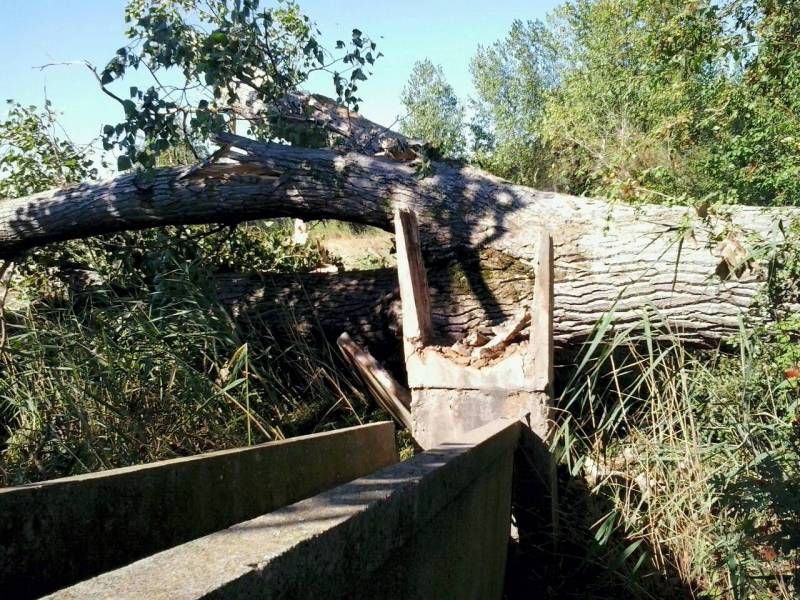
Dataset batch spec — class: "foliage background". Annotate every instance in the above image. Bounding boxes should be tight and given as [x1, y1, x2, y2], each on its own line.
[402, 0, 800, 207]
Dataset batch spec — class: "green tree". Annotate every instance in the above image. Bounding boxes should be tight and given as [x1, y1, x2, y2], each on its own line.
[0, 1, 379, 484]
[696, 0, 800, 205]
[400, 59, 465, 158]
[98, 0, 381, 171]
[0, 101, 97, 199]
[469, 19, 561, 186]
[471, 0, 800, 205]
[539, 0, 723, 200]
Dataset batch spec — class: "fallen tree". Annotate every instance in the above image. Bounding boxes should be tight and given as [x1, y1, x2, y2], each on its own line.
[1, 95, 797, 348]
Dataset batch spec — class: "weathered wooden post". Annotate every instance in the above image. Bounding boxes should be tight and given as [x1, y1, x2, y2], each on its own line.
[394, 208, 554, 449]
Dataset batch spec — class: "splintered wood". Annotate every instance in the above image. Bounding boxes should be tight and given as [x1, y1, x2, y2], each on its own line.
[337, 207, 554, 449]
[337, 332, 413, 431]
[394, 208, 554, 449]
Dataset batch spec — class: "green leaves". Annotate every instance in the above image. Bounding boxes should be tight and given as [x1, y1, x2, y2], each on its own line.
[0, 102, 97, 199]
[117, 155, 132, 171]
[98, 0, 381, 172]
[469, 19, 559, 185]
[468, 1, 800, 206]
[400, 59, 466, 159]
[121, 100, 136, 116]
[208, 30, 227, 44]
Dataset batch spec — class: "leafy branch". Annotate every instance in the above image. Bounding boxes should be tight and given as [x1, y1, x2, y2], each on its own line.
[97, 0, 382, 171]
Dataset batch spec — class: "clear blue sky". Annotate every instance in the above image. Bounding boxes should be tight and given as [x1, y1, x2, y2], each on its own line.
[0, 0, 561, 146]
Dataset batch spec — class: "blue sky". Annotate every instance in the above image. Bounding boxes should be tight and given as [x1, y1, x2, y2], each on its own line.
[0, 0, 561, 146]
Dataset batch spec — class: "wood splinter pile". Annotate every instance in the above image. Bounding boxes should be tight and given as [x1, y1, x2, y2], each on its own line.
[437, 307, 532, 368]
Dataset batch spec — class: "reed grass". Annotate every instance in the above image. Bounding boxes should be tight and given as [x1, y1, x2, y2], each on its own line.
[0, 226, 379, 485]
[551, 310, 798, 598]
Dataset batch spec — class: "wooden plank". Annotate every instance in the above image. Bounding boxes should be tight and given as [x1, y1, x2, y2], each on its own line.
[337, 332, 413, 431]
[394, 208, 433, 348]
[471, 307, 530, 359]
[529, 231, 554, 393]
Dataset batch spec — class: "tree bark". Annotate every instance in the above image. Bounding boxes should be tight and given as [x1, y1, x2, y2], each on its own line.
[1, 123, 796, 348]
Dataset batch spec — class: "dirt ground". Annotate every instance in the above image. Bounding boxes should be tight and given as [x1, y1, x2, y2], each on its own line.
[316, 229, 395, 270]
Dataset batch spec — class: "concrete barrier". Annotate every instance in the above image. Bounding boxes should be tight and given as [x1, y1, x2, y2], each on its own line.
[49, 418, 520, 600]
[0, 422, 397, 599]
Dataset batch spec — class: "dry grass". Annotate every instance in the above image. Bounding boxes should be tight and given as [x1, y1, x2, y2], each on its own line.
[0, 228, 383, 486]
[308, 220, 395, 270]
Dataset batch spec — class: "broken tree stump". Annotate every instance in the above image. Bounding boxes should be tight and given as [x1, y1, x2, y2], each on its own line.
[395, 208, 554, 449]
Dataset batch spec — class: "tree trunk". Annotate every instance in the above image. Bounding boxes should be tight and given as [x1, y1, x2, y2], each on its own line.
[215, 261, 533, 354]
[1, 125, 796, 348]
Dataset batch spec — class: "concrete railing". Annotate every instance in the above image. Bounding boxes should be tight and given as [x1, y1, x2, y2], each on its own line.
[49, 418, 520, 600]
[0, 422, 397, 599]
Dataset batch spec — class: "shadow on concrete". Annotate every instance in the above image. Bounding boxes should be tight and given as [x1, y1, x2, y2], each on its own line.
[189, 441, 478, 537]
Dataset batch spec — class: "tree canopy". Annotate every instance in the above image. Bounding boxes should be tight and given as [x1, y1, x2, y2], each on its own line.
[407, 0, 800, 206]
[399, 59, 465, 158]
[0, 101, 96, 199]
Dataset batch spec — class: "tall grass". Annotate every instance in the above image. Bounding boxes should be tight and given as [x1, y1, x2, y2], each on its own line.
[552, 310, 799, 598]
[0, 225, 378, 486]
[1, 217, 796, 598]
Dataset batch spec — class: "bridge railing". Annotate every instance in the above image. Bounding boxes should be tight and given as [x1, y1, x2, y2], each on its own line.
[46, 418, 519, 600]
[1, 422, 397, 599]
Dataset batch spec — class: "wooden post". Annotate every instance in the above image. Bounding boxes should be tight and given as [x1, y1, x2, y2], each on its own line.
[337, 332, 414, 431]
[394, 208, 433, 351]
[530, 231, 554, 395]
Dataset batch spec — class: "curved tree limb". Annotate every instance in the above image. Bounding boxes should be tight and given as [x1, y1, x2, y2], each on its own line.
[232, 91, 413, 155]
[1, 128, 797, 348]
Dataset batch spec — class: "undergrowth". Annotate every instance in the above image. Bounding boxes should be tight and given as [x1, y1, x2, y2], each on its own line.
[542, 310, 799, 599]
[0, 222, 381, 485]
[1, 188, 797, 599]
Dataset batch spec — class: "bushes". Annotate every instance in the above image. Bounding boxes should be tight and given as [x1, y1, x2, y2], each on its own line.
[430, 1, 800, 206]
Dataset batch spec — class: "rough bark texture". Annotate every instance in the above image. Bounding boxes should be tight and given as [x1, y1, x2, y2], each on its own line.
[233, 91, 412, 155]
[1, 101, 797, 348]
[215, 260, 532, 353]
